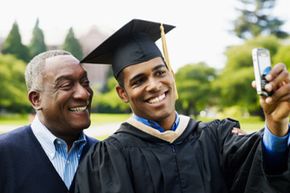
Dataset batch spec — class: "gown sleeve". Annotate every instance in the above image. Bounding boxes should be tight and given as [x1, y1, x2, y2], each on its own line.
[73, 139, 135, 193]
[213, 118, 290, 193]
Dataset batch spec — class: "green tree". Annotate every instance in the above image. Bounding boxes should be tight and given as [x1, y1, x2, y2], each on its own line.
[2, 22, 30, 62]
[273, 44, 290, 69]
[29, 19, 47, 58]
[233, 0, 288, 39]
[92, 89, 131, 113]
[91, 76, 130, 113]
[62, 27, 83, 59]
[175, 62, 216, 117]
[100, 68, 114, 93]
[0, 54, 30, 112]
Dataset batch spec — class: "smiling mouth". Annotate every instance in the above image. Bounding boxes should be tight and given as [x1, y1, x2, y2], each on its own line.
[147, 93, 166, 104]
[69, 105, 88, 112]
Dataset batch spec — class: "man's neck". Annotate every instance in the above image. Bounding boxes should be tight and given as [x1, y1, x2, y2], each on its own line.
[157, 113, 177, 131]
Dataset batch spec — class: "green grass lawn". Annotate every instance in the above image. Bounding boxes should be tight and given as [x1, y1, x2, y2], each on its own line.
[0, 114, 30, 125]
[90, 113, 130, 125]
[0, 113, 264, 135]
[198, 116, 264, 133]
[0, 113, 131, 125]
[238, 122, 264, 133]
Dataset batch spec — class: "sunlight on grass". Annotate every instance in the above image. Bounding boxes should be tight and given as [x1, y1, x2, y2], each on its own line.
[0, 114, 30, 125]
[93, 135, 109, 141]
[90, 113, 131, 125]
[198, 116, 264, 133]
[0, 113, 131, 125]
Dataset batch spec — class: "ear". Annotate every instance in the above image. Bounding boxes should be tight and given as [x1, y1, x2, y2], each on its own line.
[28, 91, 42, 111]
[116, 85, 129, 103]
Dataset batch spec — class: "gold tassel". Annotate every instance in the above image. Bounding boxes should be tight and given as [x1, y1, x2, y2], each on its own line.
[160, 23, 179, 99]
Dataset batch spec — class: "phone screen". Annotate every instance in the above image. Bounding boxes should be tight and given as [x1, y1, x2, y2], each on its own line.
[257, 49, 271, 76]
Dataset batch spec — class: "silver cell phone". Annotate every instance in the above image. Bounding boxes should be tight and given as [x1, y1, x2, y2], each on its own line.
[252, 48, 272, 97]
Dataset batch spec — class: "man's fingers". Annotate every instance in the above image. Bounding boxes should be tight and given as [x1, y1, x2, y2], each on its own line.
[232, 127, 247, 135]
[266, 63, 287, 81]
[264, 82, 290, 104]
[252, 80, 256, 89]
[266, 66, 289, 92]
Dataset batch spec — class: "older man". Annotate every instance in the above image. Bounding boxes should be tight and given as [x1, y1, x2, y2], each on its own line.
[0, 50, 97, 193]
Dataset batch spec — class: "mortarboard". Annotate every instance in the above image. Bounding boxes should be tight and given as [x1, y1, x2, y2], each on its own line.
[81, 19, 175, 78]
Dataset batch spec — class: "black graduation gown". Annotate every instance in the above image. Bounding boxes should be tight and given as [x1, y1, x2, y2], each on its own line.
[74, 117, 290, 193]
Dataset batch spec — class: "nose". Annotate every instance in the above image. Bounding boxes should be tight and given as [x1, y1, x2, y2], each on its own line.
[74, 83, 92, 100]
[145, 77, 162, 92]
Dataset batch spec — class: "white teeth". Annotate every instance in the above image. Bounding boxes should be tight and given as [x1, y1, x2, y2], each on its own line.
[148, 94, 166, 104]
[69, 106, 87, 112]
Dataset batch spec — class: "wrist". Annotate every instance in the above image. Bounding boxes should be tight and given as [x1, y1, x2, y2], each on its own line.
[265, 117, 289, 137]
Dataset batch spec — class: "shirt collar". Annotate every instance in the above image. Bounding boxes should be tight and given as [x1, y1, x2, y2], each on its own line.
[31, 115, 87, 159]
[133, 112, 180, 132]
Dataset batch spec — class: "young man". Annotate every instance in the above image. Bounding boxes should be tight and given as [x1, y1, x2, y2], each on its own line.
[0, 50, 98, 193]
[74, 19, 290, 193]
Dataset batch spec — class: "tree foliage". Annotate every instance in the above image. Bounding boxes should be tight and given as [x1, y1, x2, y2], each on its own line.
[62, 27, 83, 59]
[0, 55, 30, 112]
[92, 90, 131, 113]
[233, 0, 288, 39]
[100, 68, 115, 93]
[29, 19, 47, 58]
[224, 35, 280, 71]
[1, 22, 30, 62]
[273, 44, 290, 69]
[175, 62, 217, 117]
[91, 76, 131, 113]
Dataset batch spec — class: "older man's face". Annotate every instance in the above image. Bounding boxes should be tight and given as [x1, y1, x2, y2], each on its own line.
[37, 55, 93, 137]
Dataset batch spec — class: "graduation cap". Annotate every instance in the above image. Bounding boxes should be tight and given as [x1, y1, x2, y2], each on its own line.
[81, 19, 175, 78]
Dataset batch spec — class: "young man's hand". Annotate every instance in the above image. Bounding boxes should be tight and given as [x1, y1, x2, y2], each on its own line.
[252, 63, 290, 136]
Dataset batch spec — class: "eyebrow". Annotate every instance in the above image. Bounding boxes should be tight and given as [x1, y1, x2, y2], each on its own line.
[129, 64, 166, 83]
[129, 73, 144, 85]
[152, 64, 166, 71]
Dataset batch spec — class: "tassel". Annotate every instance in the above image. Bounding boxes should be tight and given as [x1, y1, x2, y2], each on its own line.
[160, 23, 179, 99]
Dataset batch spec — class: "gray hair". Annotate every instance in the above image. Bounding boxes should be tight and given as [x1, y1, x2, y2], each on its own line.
[25, 50, 72, 91]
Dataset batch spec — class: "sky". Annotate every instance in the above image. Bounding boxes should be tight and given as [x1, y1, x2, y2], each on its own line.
[1, 0, 290, 71]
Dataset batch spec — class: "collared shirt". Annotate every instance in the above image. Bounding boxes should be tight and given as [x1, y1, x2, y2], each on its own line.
[31, 115, 87, 188]
[133, 112, 180, 132]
